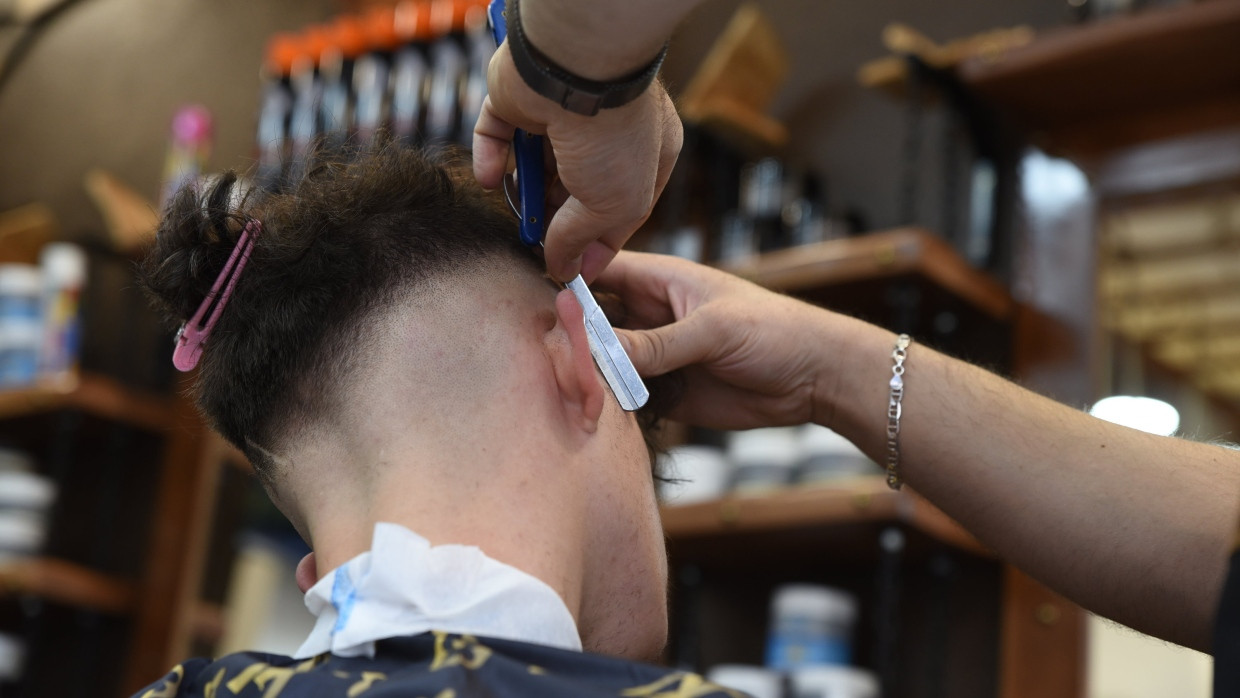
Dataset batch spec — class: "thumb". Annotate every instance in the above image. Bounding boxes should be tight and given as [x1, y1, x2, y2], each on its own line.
[616, 316, 712, 378]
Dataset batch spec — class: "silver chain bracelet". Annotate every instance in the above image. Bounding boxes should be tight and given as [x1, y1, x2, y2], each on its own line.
[886, 334, 911, 490]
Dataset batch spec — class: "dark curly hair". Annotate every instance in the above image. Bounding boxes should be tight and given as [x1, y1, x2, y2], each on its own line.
[139, 141, 675, 486]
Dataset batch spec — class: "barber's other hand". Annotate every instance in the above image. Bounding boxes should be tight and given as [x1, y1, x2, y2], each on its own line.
[473, 43, 683, 283]
[596, 251, 862, 431]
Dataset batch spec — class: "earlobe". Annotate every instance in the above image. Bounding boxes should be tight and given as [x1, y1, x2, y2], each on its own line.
[552, 289, 605, 431]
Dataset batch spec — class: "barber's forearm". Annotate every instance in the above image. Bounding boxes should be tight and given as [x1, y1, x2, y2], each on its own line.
[818, 322, 1240, 651]
[521, 0, 701, 81]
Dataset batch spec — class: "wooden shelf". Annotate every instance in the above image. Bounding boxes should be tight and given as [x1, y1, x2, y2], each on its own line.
[661, 476, 988, 558]
[0, 373, 174, 433]
[717, 227, 1015, 321]
[0, 557, 134, 614]
[959, 0, 1240, 159]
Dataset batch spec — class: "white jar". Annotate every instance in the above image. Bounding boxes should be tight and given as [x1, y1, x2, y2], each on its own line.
[791, 665, 880, 698]
[0, 470, 56, 511]
[729, 427, 800, 494]
[766, 584, 858, 670]
[0, 509, 48, 561]
[657, 445, 731, 505]
[707, 664, 782, 698]
[795, 425, 876, 485]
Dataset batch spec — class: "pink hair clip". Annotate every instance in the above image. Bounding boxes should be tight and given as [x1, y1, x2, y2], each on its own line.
[172, 220, 261, 372]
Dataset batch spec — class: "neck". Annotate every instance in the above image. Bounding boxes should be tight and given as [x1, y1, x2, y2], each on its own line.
[301, 419, 590, 627]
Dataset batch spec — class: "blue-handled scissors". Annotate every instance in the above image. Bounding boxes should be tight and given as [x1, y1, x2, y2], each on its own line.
[488, 0, 649, 411]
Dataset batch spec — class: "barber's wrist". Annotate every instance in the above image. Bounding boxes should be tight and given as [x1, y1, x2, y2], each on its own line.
[520, 0, 672, 82]
[810, 316, 899, 457]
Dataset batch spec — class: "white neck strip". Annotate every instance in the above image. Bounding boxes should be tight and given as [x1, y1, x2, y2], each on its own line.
[295, 523, 582, 659]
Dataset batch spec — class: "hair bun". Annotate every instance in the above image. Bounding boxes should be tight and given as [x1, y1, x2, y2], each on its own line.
[140, 171, 256, 325]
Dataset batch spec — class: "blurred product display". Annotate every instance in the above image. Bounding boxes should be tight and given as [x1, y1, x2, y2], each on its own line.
[659, 426, 883, 505]
[0, 265, 43, 388]
[0, 245, 85, 389]
[255, 0, 492, 193]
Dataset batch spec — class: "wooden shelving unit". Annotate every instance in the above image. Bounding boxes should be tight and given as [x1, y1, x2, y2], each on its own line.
[662, 477, 988, 558]
[0, 373, 173, 432]
[668, 233, 1083, 698]
[0, 371, 214, 697]
[0, 557, 134, 615]
[718, 227, 1015, 321]
[959, 0, 1240, 159]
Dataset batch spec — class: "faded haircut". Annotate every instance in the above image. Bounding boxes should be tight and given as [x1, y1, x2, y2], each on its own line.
[140, 142, 539, 483]
[139, 140, 677, 487]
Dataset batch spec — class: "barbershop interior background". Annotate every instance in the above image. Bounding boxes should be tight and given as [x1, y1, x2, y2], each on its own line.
[0, 0, 1237, 696]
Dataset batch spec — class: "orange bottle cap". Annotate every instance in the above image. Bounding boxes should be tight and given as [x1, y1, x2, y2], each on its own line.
[329, 16, 370, 59]
[264, 33, 306, 77]
[363, 5, 402, 51]
[395, 0, 433, 42]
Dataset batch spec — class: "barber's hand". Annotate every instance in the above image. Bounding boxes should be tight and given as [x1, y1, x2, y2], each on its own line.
[473, 43, 683, 283]
[596, 251, 864, 431]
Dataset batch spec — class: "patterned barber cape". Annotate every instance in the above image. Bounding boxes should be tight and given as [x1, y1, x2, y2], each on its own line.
[134, 631, 747, 698]
[1215, 542, 1240, 697]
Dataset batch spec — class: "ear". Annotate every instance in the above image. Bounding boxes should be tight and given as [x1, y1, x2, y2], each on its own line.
[550, 288, 605, 432]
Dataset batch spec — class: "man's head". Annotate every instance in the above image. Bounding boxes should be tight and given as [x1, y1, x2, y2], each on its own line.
[139, 143, 670, 661]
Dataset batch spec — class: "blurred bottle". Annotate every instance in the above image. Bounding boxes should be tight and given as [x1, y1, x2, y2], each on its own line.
[319, 16, 369, 145]
[257, 34, 299, 190]
[286, 26, 330, 187]
[159, 105, 213, 208]
[784, 171, 832, 247]
[39, 243, 86, 384]
[716, 211, 758, 264]
[390, 0, 433, 143]
[459, 0, 494, 144]
[354, 6, 403, 146]
[742, 158, 786, 253]
[424, 0, 469, 143]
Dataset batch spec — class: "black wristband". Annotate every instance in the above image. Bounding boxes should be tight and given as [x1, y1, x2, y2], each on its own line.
[508, 0, 668, 116]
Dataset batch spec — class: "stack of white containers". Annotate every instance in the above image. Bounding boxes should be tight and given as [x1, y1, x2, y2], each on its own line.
[0, 448, 56, 561]
[656, 425, 879, 505]
[0, 447, 57, 691]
